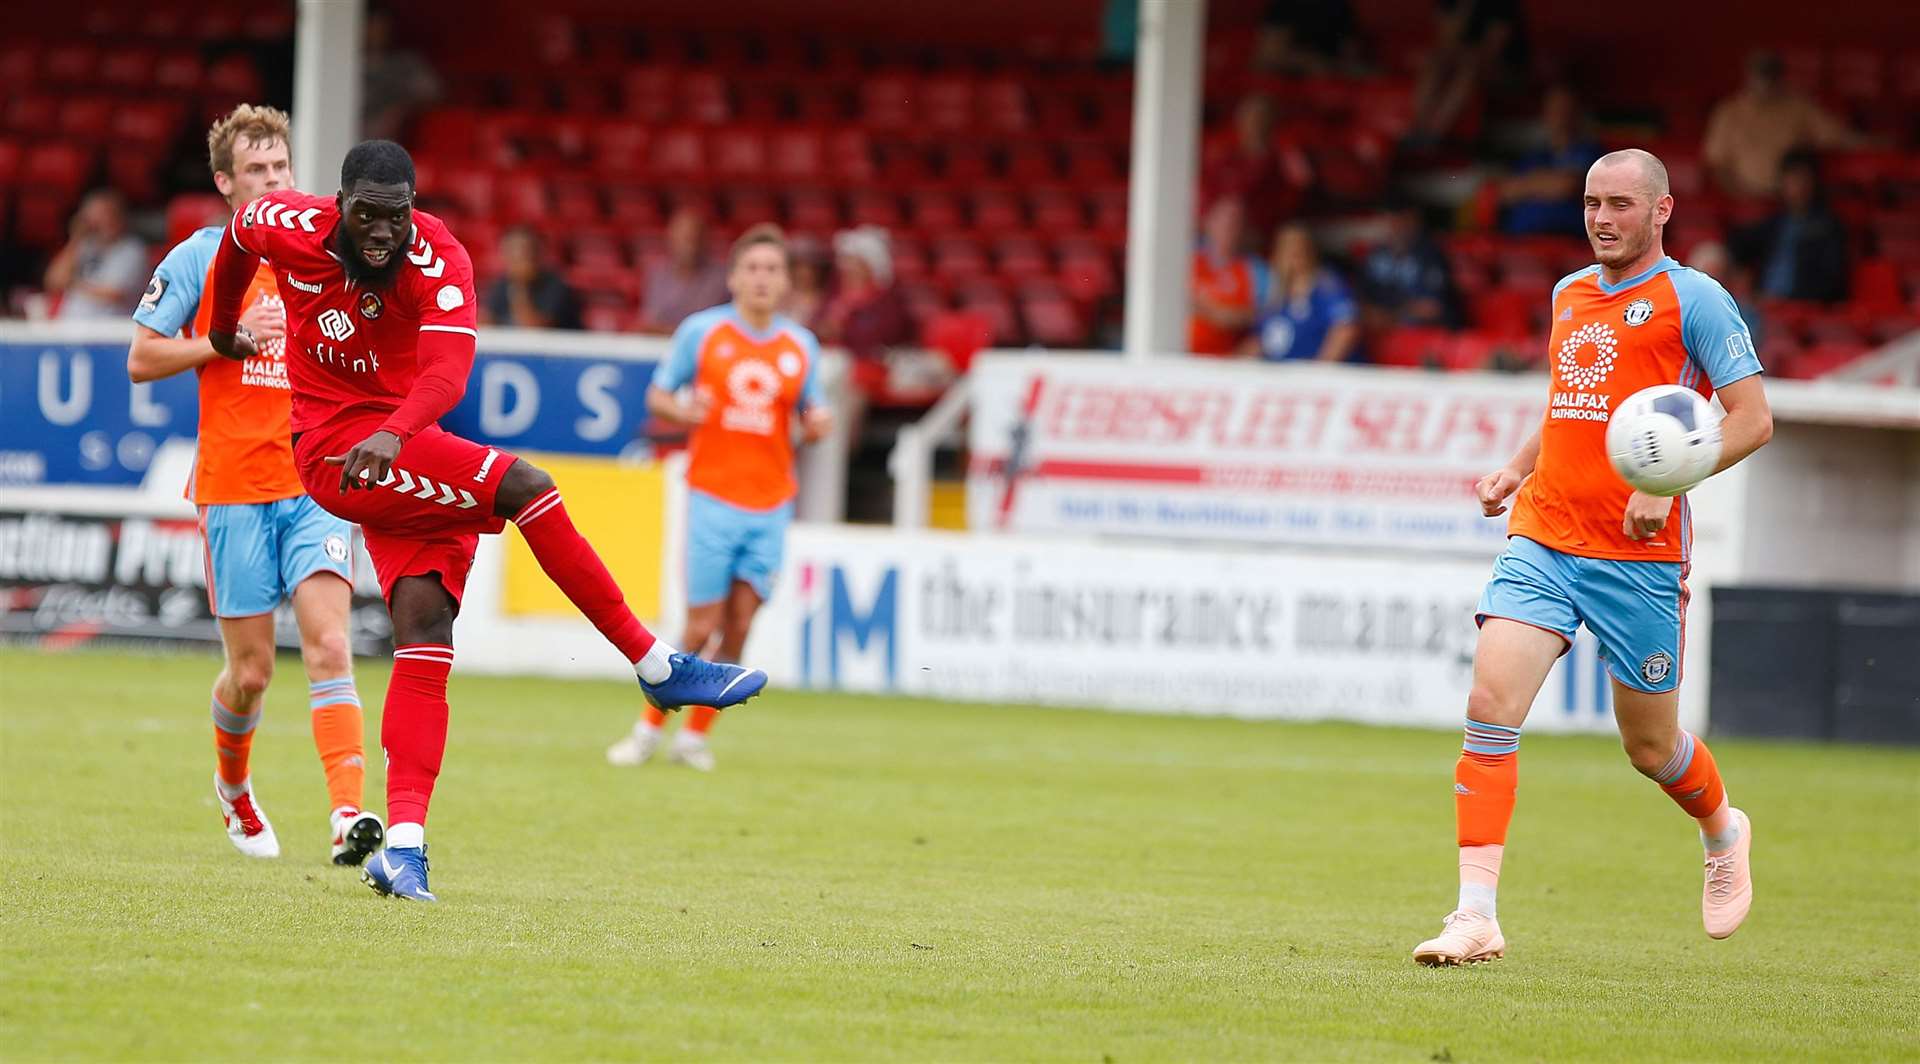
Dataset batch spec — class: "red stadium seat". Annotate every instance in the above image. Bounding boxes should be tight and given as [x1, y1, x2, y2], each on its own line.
[906, 189, 962, 233]
[165, 194, 229, 247]
[979, 78, 1030, 133]
[0, 44, 35, 87]
[921, 76, 975, 130]
[681, 71, 732, 125]
[994, 236, 1051, 282]
[709, 128, 767, 180]
[154, 53, 202, 92]
[568, 229, 627, 270]
[1021, 289, 1086, 347]
[957, 283, 1021, 346]
[438, 169, 496, 218]
[1005, 143, 1060, 183]
[621, 66, 677, 123]
[784, 188, 841, 234]
[889, 237, 931, 283]
[42, 44, 96, 85]
[59, 98, 114, 142]
[860, 73, 915, 129]
[723, 186, 778, 226]
[1851, 258, 1904, 313]
[206, 54, 265, 100]
[5, 96, 59, 137]
[848, 190, 904, 229]
[825, 129, 876, 185]
[933, 237, 992, 284]
[768, 128, 826, 182]
[0, 138, 20, 186]
[922, 309, 995, 371]
[1469, 288, 1537, 338]
[495, 170, 549, 223]
[648, 127, 706, 179]
[24, 142, 92, 195]
[550, 179, 603, 225]
[113, 102, 183, 147]
[1373, 327, 1452, 369]
[1029, 188, 1085, 236]
[942, 142, 994, 184]
[14, 191, 77, 249]
[99, 48, 156, 89]
[593, 120, 650, 178]
[971, 188, 1025, 235]
[1057, 243, 1117, 302]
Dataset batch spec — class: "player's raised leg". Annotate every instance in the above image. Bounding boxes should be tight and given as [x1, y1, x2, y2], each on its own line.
[608, 602, 722, 767]
[1611, 683, 1750, 938]
[360, 575, 454, 902]
[492, 459, 766, 710]
[209, 612, 280, 858]
[670, 580, 768, 772]
[289, 566, 380, 866]
[1412, 616, 1566, 966]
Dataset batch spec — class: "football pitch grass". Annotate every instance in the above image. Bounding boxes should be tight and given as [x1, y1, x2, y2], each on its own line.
[2, 646, 1914, 1062]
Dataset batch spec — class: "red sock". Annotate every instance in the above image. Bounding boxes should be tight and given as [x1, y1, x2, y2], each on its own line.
[384, 645, 454, 828]
[512, 489, 657, 662]
[685, 706, 718, 735]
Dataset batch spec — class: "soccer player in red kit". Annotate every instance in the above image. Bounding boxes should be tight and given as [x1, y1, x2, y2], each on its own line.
[206, 140, 766, 902]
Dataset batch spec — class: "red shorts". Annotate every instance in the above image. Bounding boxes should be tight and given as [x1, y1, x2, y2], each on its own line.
[293, 416, 518, 606]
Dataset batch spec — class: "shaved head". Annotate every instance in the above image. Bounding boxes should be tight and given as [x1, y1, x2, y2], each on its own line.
[1590, 148, 1670, 200]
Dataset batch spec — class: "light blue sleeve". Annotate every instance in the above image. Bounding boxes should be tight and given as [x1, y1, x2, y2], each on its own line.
[796, 328, 826, 410]
[1671, 268, 1763, 388]
[1248, 257, 1273, 307]
[1550, 265, 1597, 315]
[651, 310, 709, 392]
[130, 228, 218, 336]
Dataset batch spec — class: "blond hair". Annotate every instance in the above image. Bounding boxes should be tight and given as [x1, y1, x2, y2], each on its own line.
[206, 103, 291, 177]
[730, 222, 790, 267]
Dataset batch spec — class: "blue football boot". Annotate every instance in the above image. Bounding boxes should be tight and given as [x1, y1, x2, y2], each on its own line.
[361, 845, 437, 902]
[639, 652, 767, 711]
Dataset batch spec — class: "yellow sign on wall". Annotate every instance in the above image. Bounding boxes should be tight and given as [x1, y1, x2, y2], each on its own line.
[502, 454, 666, 619]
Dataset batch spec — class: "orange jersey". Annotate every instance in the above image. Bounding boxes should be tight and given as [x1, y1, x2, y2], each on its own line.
[134, 225, 302, 504]
[657, 305, 825, 511]
[1188, 251, 1269, 356]
[1508, 258, 1761, 562]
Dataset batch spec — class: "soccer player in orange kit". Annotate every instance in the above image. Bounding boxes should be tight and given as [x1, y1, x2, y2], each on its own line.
[1412, 149, 1773, 965]
[128, 105, 380, 865]
[606, 224, 831, 772]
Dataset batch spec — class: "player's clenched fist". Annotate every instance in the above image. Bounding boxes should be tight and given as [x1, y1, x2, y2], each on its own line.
[324, 430, 403, 494]
[207, 325, 259, 362]
[1621, 490, 1669, 541]
[1475, 468, 1524, 517]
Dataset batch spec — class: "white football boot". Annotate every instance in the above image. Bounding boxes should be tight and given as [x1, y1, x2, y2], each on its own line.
[217, 777, 280, 859]
[606, 724, 662, 767]
[667, 732, 716, 772]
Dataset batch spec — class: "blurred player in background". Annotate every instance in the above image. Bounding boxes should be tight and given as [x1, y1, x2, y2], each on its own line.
[127, 105, 380, 866]
[1413, 149, 1774, 966]
[607, 224, 831, 772]
[206, 141, 766, 901]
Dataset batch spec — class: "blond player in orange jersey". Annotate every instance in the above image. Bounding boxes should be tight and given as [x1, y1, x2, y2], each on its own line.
[1412, 149, 1774, 965]
[606, 225, 831, 772]
[128, 105, 381, 865]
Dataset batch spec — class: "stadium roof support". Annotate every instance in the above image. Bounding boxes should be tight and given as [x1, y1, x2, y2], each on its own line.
[1122, 0, 1205, 362]
[292, 0, 365, 196]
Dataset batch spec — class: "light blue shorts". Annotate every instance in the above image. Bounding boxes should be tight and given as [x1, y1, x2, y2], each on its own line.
[199, 496, 354, 617]
[686, 490, 792, 606]
[1477, 536, 1688, 693]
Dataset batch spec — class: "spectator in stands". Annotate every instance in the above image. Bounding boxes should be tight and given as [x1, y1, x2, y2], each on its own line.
[1202, 96, 1297, 238]
[43, 189, 148, 320]
[1361, 199, 1459, 329]
[1732, 150, 1850, 304]
[1497, 85, 1602, 237]
[1704, 51, 1863, 199]
[639, 208, 730, 335]
[361, 7, 443, 142]
[1688, 239, 1766, 351]
[1248, 224, 1359, 362]
[1188, 196, 1269, 357]
[1407, 0, 1529, 145]
[781, 237, 828, 331]
[481, 227, 582, 330]
[818, 226, 911, 363]
[1252, 0, 1364, 76]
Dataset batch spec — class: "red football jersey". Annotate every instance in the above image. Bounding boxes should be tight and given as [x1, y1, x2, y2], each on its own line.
[222, 189, 478, 435]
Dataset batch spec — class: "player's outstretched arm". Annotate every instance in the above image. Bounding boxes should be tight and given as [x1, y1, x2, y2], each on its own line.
[647, 383, 709, 427]
[1476, 424, 1542, 517]
[205, 221, 262, 362]
[1708, 375, 1773, 474]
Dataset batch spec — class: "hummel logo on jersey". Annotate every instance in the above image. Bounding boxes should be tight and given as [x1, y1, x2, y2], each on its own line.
[376, 467, 479, 509]
[316, 308, 356, 341]
[286, 274, 323, 294]
[406, 234, 446, 278]
[1559, 306, 1573, 320]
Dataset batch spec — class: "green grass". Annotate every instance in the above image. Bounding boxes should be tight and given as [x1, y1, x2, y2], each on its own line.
[2, 646, 1915, 1062]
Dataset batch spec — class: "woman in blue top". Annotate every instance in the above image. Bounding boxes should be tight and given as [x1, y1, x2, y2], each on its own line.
[1248, 224, 1360, 362]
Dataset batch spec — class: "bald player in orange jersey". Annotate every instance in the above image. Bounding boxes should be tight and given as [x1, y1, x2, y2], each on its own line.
[1412, 149, 1774, 966]
[128, 105, 380, 866]
[606, 224, 831, 772]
